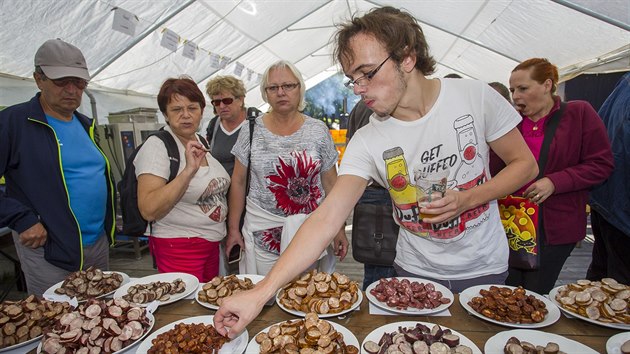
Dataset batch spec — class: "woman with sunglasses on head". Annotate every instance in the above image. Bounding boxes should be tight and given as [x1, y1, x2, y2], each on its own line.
[134, 76, 230, 282]
[226, 60, 348, 275]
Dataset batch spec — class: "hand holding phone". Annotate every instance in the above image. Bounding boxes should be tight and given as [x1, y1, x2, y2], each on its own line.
[227, 245, 242, 264]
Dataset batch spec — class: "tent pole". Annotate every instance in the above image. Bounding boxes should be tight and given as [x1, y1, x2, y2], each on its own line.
[84, 88, 98, 122]
[550, 0, 630, 32]
[91, 0, 197, 78]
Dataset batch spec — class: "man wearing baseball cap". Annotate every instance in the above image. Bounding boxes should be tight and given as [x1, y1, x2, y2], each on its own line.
[0, 39, 116, 296]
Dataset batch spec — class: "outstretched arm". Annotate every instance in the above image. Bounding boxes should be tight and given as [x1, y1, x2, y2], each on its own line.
[213, 175, 367, 338]
[321, 166, 348, 261]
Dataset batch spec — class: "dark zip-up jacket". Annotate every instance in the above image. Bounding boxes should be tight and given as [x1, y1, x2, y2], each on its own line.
[0, 93, 116, 271]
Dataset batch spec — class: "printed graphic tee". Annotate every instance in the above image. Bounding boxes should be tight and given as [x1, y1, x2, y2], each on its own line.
[134, 126, 230, 241]
[339, 79, 520, 280]
[231, 115, 338, 253]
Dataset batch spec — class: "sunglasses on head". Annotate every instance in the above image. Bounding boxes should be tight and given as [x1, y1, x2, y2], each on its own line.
[211, 97, 235, 107]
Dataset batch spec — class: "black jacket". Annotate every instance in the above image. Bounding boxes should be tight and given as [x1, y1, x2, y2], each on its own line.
[0, 93, 116, 271]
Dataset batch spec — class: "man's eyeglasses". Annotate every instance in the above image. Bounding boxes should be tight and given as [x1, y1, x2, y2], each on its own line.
[211, 97, 235, 107]
[344, 55, 391, 89]
[265, 83, 300, 94]
[47, 76, 88, 90]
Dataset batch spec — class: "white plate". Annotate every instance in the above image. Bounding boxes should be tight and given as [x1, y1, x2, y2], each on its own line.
[195, 274, 265, 311]
[43, 271, 130, 302]
[607, 332, 630, 354]
[459, 284, 561, 328]
[246, 320, 359, 353]
[484, 329, 598, 354]
[549, 286, 630, 330]
[113, 272, 199, 307]
[365, 277, 454, 315]
[361, 321, 481, 354]
[136, 315, 247, 354]
[0, 335, 42, 354]
[36, 311, 154, 354]
[276, 287, 363, 318]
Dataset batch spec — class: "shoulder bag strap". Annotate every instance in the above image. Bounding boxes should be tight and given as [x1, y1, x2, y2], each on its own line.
[208, 117, 220, 152]
[148, 130, 180, 236]
[535, 101, 565, 240]
[154, 130, 180, 182]
[197, 133, 210, 150]
[537, 102, 566, 178]
[245, 116, 255, 196]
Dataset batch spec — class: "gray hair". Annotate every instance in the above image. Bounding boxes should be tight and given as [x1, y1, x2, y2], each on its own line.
[260, 60, 306, 111]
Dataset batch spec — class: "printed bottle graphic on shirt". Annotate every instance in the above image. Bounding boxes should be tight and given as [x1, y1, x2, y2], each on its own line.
[452, 114, 485, 189]
[383, 147, 419, 226]
[452, 114, 489, 225]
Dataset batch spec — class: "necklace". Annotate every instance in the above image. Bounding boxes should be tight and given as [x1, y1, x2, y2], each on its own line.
[530, 117, 545, 131]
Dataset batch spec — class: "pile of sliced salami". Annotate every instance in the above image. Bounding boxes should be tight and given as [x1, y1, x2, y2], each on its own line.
[40, 298, 151, 354]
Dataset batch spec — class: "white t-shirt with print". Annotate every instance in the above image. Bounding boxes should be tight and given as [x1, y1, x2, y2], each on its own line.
[231, 115, 338, 217]
[339, 79, 520, 280]
[133, 126, 230, 241]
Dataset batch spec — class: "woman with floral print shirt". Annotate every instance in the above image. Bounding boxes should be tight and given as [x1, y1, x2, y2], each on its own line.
[226, 60, 348, 275]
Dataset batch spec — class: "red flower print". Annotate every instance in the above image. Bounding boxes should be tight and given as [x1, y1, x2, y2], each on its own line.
[258, 227, 282, 254]
[267, 150, 322, 215]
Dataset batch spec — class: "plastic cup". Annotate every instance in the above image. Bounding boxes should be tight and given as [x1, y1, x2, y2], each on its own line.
[414, 168, 449, 220]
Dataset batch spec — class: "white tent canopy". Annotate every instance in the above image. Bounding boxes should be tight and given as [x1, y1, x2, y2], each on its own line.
[1, 0, 628, 123]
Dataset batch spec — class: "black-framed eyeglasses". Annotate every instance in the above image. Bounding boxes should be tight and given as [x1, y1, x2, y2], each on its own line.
[344, 55, 391, 89]
[265, 82, 300, 94]
[211, 97, 235, 107]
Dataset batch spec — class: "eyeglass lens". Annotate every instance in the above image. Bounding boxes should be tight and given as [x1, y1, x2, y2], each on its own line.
[266, 83, 299, 93]
[211, 97, 234, 106]
[51, 77, 88, 90]
[345, 55, 390, 88]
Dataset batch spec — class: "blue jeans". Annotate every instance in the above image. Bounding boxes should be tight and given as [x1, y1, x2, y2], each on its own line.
[356, 186, 397, 290]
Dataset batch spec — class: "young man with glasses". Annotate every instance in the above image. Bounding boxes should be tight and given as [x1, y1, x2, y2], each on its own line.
[215, 7, 536, 337]
[0, 39, 115, 296]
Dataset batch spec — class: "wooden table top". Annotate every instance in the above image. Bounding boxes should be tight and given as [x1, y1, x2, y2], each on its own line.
[153, 294, 625, 353]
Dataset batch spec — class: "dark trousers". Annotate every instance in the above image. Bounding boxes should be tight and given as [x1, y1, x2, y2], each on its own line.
[356, 186, 396, 290]
[362, 264, 397, 291]
[586, 210, 630, 284]
[506, 226, 575, 295]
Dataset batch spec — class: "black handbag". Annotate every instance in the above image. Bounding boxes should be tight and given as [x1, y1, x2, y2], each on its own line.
[351, 203, 399, 266]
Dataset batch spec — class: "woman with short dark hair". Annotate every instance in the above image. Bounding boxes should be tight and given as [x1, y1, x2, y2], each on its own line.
[135, 76, 230, 282]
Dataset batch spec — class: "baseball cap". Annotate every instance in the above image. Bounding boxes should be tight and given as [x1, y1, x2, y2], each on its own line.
[34, 39, 90, 81]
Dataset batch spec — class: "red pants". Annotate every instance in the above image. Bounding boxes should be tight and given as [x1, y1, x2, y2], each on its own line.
[149, 237, 220, 282]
